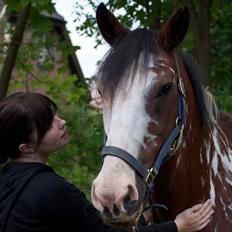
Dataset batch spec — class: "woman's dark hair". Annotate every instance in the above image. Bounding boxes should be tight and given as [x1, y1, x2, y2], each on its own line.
[0, 92, 57, 164]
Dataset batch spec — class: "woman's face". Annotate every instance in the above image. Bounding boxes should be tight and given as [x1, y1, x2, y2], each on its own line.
[36, 115, 68, 155]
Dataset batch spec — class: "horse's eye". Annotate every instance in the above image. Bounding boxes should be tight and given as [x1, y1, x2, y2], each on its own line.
[156, 83, 173, 97]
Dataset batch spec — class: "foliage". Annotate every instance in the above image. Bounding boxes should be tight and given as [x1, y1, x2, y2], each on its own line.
[75, 0, 174, 47]
[6, 0, 54, 13]
[1, 0, 104, 198]
[210, 0, 232, 112]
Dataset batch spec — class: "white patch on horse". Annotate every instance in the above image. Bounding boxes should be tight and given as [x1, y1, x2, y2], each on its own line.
[228, 204, 232, 211]
[226, 177, 232, 186]
[176, 154, 182, 167]
[182, 141, 186, 148]
[211, 151, 219, 176]
[207, 121, 232, 215]
[200, 176, 205, 187]
[204, 140, 211, 165]
[142, 133, 157, 150]
[199, 149, 204, 164]
[209, 176, 216, 205]
[211, 126, 232, 173]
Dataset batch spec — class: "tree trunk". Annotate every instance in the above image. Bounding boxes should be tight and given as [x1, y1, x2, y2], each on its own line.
[0, 3, 31, 100]
[183, 0, 212, 86]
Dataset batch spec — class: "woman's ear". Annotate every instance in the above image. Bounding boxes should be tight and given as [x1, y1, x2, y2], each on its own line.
[18, 144, 35, 154]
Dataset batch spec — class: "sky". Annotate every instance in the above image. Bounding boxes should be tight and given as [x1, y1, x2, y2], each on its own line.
[52, 0, 109, 78]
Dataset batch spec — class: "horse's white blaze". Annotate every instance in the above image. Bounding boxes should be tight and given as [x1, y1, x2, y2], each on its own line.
[105, 64, 158, 159]
[93, 58, 163, 212]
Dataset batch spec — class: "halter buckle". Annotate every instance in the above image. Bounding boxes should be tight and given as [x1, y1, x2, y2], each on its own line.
[170, 138, 178, 152]
[175, 117, 183, 128]
[178, 78, 186, 98]
[145, 167, 157, 183]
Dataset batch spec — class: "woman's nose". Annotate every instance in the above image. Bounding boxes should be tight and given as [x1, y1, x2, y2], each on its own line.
[56, 116, 66, 128]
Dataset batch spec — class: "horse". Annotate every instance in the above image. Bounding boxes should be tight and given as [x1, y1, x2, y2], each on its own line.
[91, 3, 232, 231]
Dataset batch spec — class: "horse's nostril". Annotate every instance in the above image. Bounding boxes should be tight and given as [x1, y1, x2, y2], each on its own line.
[113, 204, 120, 216]
[124, 194, 131, 204]
[123, 195, 138, 215]
[103, 207, 113, 219]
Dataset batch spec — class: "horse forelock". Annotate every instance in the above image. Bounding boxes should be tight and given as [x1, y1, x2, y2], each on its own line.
[96, 28, 160, 107]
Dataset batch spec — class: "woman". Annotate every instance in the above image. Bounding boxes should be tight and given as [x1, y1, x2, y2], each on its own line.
[0, 92, 213, 232]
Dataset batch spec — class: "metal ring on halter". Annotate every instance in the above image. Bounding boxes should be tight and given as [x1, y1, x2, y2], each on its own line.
[178, 78, 186, 98]
[175, 117, 182, 127]
[145, 167, 157, 184]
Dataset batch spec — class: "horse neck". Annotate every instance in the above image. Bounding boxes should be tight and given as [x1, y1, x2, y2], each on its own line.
[154, 85, 232, 222]
[174, 64, 232, 199]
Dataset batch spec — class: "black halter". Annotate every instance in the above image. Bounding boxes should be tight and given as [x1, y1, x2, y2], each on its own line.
[101, 54, 186, 185]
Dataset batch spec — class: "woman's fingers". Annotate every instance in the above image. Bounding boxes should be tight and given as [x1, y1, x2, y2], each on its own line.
[191, 203, 203, 213]
[192, 199, 214, 230]
[197, 199, 213, 217]
[198, 218, 212, 230]
[200, 203, 214, 219]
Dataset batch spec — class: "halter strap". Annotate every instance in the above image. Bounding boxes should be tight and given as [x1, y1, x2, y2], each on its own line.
[101, 53, 186, 184]
[102, 146, 147, 180]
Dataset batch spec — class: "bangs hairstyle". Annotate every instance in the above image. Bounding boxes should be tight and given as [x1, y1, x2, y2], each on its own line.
[0, 92, 57, 164]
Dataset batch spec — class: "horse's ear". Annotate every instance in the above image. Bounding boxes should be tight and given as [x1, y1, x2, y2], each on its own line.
[158, 7, 190, 52]
[96, 3, 129, 45]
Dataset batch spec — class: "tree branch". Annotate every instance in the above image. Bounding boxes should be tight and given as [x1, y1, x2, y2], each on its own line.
[183, 0, 199, 36]
[0, 3, 31, 100]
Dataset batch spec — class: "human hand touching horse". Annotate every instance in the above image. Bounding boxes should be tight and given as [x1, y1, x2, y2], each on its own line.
[174, 199, 213, 232]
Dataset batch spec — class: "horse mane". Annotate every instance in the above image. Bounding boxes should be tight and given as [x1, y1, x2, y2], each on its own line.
[203, 87, 219, 122]
[181, 54, 219, 129]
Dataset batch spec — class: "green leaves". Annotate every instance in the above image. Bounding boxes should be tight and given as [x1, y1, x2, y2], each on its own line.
[5, 0, 54, 13]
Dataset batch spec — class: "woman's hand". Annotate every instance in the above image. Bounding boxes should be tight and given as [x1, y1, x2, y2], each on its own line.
[174, 199, 214, 232]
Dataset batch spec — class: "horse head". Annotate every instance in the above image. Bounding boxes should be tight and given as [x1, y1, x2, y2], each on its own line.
[91, 3, 194, 227]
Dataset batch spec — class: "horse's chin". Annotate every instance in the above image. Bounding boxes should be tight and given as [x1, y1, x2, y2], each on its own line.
[102, 207, 143, 228]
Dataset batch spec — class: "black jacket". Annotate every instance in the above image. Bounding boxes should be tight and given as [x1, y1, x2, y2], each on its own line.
[0, 162, 177, 232]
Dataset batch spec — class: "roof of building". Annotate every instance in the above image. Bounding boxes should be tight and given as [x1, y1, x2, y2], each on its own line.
[0, 0, 85, 83]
